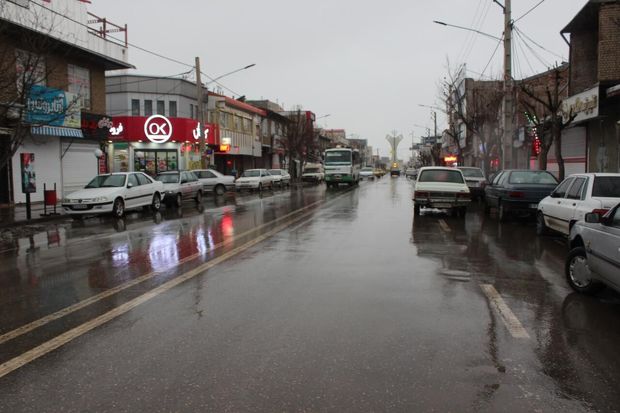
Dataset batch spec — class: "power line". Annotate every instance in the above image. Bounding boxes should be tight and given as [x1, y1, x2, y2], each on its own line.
[514, 25, 565, 60]
[514, 28, 552, 68]
[514, 32, 536, 75]
[514, 0, 547, 23]
[480, 35, 504, 78]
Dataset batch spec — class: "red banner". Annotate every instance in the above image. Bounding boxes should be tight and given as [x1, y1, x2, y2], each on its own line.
[108, 116, 220, 146]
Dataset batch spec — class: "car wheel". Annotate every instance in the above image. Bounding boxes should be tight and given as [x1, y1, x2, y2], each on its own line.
[414, 204, 421, 216]
[214, 184, 226, 196]
[565, 247, 604, 294]
[175, 193, 182, 208]
[536, 212, 549, 236]
[195, 190, 202, 204]
[498, 201, 509, 222]
[151, 193, 161, 212]
[112, 198, 125, 218]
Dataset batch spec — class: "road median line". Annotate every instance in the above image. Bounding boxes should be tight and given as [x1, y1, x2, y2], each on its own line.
[480, 284, 530, 339]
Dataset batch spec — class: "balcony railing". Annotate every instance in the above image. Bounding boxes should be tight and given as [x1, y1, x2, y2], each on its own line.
[87, 12, 128, 47]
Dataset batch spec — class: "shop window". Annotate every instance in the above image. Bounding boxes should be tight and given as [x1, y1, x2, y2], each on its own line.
[190, 104, 194, 119]
[68, 64, 91, 109]
[234, 116, 240, 131]
[131, 99, 140, 116]
[157, 100, 165, 115]
[169, 101, 177, 117]
[145, 100, 153, 116]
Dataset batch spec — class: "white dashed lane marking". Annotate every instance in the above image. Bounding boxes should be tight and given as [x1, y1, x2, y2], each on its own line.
[480, 284, 530, 339]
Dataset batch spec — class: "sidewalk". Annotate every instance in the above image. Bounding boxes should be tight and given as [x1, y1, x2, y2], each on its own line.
[0, 202, 67, 228]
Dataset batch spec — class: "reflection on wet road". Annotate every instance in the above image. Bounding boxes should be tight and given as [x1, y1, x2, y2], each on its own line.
[1, 178, 619, 412]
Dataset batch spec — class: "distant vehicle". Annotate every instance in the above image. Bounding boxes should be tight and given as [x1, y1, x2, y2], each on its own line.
[566, 203, 620, 294]
[192, 169, 235, 196]
[268, 169, 291, 188]
[537, 173, 620, 236]
[413, 167, 471, 217]
[390, 162, 401, 177]
[155, 171, 203, 207]
[457, 167, 487, 200]
[235, 169, 274, 192]
[374, 168, 386, 178]
[302, 163, 324, 184]
[360, 166, 375, 180]
[62, 172, 163, 218]
[484, 170, 558, 222]
[405, 168, 418, 180]
[324, 148, 361, 188]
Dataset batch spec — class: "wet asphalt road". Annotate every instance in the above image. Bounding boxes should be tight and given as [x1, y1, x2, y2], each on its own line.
[1, 178, 620, 412]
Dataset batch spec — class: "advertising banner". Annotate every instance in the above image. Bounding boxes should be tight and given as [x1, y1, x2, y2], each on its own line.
[20, 153, 36, 194]
[26, 85, 81, 128]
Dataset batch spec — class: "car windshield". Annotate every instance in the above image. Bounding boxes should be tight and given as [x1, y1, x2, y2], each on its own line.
[305, 168, 320, 173]
[268, 170, 282, 175]
[592, 176, 620, 197]
[155, 173, 180, 184]
[508, 171, 558, 184]
[85, 175, 126, 188]
[362, 167, 373, 172]
[459, 168, 484, 178]
[242, 170, 261, 177]
[418, 169, 464, 184]
[325, 151, 351, 164]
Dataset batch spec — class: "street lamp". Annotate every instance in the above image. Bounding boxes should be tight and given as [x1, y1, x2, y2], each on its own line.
[206, 63, 257, 85]
[433, 20, 502, 41]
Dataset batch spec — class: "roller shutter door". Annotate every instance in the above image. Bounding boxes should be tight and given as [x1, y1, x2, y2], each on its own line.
[61, 142, 99, 197]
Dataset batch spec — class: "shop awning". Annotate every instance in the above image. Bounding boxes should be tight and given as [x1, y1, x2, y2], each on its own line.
[31, 126, 84, 138]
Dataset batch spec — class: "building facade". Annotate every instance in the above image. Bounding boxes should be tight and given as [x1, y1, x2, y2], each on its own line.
[562, 0, 620, 173]
[0, 0, 131, 204]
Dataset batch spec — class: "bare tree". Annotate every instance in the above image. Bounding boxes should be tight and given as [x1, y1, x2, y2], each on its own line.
[0, 3, 78, 172]
[281, 109, 317, 180]
[440, 64, 503, 177]
[518, 65, 574, 180]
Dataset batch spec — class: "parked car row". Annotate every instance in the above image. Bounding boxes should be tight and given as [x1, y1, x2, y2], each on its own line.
[62, 168, 292, 218]
[412, 166, 620, 297]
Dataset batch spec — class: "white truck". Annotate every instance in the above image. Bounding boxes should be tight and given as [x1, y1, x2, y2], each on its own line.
[302, 163, 325, 184]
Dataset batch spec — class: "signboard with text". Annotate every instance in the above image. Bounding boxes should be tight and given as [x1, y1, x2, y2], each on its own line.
[109, 116, 220, 145]
[561, 86, 599, 125]
[26, 85, 81, 128]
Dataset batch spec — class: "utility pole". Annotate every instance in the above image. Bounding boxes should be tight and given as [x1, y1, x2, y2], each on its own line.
[195, 57, 207, 168]
[501, 0, 513, 169]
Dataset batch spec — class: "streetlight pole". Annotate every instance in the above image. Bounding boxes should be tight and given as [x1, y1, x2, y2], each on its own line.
[195, 56, 207, 168]
[501, 0, 514, 169]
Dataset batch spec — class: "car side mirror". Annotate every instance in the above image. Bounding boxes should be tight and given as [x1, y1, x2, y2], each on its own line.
[550, 192, 560, 198]
[127, 183, 134, 189]
[181, 180, 187, 184]
[585, 213, 600, 224]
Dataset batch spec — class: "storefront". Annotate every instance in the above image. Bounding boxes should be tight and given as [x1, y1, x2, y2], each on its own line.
[106, 115, 220, 176]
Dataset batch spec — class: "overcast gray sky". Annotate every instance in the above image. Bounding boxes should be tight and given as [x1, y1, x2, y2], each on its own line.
[91, 0, 585, 161]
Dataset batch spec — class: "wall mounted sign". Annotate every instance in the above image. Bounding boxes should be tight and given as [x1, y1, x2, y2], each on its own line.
[144, 115, 173, 143]
[108, 116, 219, 145]
[561, 86, 599, 124]
[26, 85, 81, 128]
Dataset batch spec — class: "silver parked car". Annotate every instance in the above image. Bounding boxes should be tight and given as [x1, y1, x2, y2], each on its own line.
[192, 169, 236, 196]
[566, 203, 620, 294]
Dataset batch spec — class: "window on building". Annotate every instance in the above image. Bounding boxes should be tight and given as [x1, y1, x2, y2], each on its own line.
[131, 99, 140, 116]
[157, 100, 165, 116]
[67, 64, 91, 109]
[169, 101, 177, 117]
[234, 116, 240, 131]
[144, 100, 153, 116]
[15, 49, 46, 95]
[220, 112, 228, 128]
[190, 104, 194, 119]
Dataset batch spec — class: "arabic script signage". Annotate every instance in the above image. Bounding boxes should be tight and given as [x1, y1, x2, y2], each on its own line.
[561, 86, 599, 124]
[26, 85, 81, 128]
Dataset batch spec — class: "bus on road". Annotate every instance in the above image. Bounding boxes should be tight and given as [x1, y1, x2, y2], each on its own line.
[324, 148, 361, 188]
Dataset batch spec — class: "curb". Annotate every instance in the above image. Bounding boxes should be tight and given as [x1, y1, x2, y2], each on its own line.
[0, 212, 69, 229]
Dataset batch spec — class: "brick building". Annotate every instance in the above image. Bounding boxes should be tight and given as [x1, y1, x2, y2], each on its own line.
[561, 0, 620, 173]
[0, 0, 131, 204]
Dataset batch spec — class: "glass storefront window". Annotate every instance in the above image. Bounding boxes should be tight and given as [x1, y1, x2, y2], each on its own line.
[136, 150, 178, 176]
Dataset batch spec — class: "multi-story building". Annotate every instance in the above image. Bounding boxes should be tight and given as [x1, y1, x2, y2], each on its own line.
[105, 74, 219, 175]
[208, 94, 265, 175]
[246, 100, 289, 169]
[561, 0, 620, 173]
[0, 0, 131, 204]
[323, 129, 348, 147]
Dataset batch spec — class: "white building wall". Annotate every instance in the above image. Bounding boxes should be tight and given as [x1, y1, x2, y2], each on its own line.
[11, 136, 61, 204]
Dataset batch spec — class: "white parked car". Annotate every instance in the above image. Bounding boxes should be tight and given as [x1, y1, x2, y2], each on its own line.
[155, 171, 203, 207]
[268, 169, 291, 188]
[302, 163, 324, 184]
[457, 167, 487, 201]
[537, 173, 620, 236]
[235, 169, 275, 192]
[192, 169, 236, 196]
[360, 167, 375, 180]
[413, 167, 471, 217]
[62, 172, 164, 218]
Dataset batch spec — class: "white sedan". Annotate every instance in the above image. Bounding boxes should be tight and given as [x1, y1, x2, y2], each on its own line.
[192, 169, 236, 196]
[62, 172, 164, 218]
[537, 173, 620, 236]
[413, 167, 471, 217]
[235, 169, 274, 192]
[268, 169, 291, 188]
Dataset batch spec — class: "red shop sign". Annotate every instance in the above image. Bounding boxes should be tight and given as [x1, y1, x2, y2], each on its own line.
[108, 116, 219, 146]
